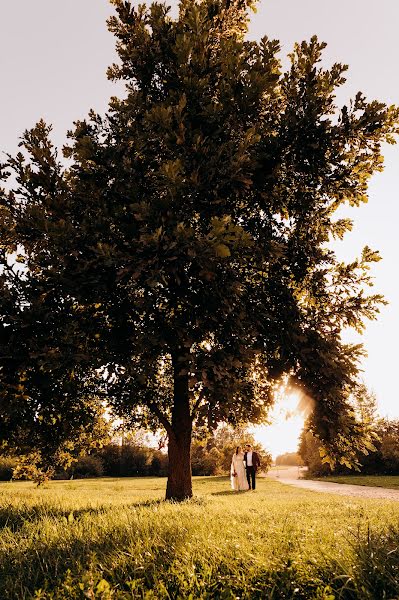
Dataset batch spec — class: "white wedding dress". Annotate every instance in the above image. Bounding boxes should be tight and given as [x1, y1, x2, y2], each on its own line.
[230, 451, 249, 491]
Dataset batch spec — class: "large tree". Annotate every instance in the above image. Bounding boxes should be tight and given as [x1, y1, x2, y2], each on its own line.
[1, 0, 398, 499]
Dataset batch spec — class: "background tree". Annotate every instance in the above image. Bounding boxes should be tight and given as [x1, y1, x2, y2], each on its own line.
[1, 0, 398, 499]
[298, 428, 330, 477]
[299, 383, 379, 475]
[300, 416, 399, 477]
[376, 419, 399, 474]
[192, 424, 271, 474]
[275, 452, 303, 467]
[68, 424, 270, 479]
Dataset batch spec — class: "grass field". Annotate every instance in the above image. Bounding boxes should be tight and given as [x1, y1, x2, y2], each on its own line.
[1, 476, 399, 599]
[317, 475, 399, 490]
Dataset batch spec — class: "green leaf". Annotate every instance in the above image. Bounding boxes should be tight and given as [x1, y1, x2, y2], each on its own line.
[214, 243, 231, 258]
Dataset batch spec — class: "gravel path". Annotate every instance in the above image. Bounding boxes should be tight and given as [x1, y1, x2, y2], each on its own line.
[266, 467, 399, 501]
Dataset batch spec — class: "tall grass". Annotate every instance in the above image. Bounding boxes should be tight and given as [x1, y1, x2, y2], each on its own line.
[0, 476, 398, 599]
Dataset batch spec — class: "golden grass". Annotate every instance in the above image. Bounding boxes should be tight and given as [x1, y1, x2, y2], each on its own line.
[0, 476, 398, 598]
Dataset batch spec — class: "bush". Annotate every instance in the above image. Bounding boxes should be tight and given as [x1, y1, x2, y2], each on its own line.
[149, 450, 168, 476]
[98, 444, 122, 476]
[191, 443, 220, 476]
[120, 444, 152, 476]
[0, 457, 18, 481]
[72, 455, 104, 479]
[97, 443, 164, 477]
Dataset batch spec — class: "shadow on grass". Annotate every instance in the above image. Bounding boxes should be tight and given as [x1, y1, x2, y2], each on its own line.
[211, 490, 249, 496]
[0, 513, 192, 599]
[194, 476, 229, 484]
[1, 495, 209, 532]
[131, 497, 208, 508]
[129, 499, 163, 508]
[1, 505, 399, 600]
[0, 505, 109, 532]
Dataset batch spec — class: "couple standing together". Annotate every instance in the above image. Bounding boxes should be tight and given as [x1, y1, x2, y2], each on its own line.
[230, 444, 261, 491]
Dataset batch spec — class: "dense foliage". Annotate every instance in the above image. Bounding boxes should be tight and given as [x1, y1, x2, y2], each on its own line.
[300, 417, 399, 477]
[299, 384, 377, 475]
[1, 0, 398, 498]
[0, 456, 17, 481]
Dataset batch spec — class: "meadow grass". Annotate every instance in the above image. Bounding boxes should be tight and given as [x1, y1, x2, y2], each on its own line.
[1, 476, 399, 599]
[317, 475, 399, 490]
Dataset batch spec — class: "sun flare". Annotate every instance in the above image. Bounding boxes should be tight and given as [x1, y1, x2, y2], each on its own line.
[251, 389, 312, 460]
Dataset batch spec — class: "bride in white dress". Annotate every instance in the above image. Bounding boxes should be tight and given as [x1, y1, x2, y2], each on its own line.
[230, 446, 249, 491]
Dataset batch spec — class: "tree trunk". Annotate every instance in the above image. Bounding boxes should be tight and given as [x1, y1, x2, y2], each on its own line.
[165, 351, 193, 500]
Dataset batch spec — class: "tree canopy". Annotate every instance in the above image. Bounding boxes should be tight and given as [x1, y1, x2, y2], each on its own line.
[1, 0, 398, 499]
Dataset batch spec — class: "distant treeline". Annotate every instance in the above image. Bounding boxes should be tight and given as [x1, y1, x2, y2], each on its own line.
[0, 427, 272, 481]
[275, 452, 303, 466]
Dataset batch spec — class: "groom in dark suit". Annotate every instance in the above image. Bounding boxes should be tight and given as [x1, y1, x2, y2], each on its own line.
[244, 444, 261, 490]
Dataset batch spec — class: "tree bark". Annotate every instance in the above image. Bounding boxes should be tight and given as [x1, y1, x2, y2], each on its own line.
[165, 351, 193, 500]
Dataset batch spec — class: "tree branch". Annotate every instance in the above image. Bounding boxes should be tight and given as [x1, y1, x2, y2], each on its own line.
[191, 387, 207, 419]
[148, 401, 173, 437]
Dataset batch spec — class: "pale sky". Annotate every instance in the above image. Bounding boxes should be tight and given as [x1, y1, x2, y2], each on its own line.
[1, 1, 398, 456]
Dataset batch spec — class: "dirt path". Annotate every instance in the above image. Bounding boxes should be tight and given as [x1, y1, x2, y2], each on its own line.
[266, 467, 399, 501]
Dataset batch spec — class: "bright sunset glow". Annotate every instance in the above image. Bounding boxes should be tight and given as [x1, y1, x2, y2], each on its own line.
[251, 391, 310, 459]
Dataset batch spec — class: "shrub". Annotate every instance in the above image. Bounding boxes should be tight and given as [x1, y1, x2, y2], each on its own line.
[0, 457, 18, 481]
[149, 450, 168, 476]
[96, 443, 168, 477]
[120, 445, 152, 476]
[72, 455, 104, 479]
[98, 444, 122, 476]
[191, 442, 220, 476]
